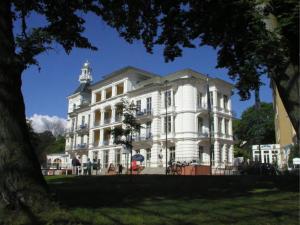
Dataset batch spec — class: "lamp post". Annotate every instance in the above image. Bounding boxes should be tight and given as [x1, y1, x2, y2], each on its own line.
[164, 80, 168, 175]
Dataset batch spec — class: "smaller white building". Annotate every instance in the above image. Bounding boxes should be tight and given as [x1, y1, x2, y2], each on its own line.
[252, 144, 282, 167]
[47, 153, 71, 169]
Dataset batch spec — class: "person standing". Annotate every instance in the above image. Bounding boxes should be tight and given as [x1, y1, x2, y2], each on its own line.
[87, 158, 92, 176]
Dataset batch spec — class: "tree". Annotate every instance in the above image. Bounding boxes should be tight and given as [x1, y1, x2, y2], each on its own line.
[0, 0, 298, 218]
[234, 102, 276, 158]
[98, 0, 299, 139]
[111, 99, 142, 175]
[0, 0, 103, 215]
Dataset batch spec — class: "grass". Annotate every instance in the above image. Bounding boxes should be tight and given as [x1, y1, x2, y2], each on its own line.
[4, 175, 300, 225]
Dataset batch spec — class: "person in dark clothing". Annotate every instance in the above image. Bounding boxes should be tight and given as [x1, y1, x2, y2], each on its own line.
[118, 164, 123, 175]
[87, 158, 92, 176]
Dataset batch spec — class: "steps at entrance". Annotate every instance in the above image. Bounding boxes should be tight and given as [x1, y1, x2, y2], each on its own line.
[140, 167, 165, 175]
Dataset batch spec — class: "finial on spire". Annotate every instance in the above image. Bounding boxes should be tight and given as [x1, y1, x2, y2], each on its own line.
[79, 60, 92, 83]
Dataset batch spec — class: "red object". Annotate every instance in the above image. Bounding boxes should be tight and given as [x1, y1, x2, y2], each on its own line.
[131, 160, 137, 170]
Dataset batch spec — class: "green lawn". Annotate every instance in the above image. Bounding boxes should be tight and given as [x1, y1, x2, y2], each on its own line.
[6, 175, 300, 225]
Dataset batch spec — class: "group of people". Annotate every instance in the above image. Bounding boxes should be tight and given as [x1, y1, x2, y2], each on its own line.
[71, 157, 99, 175]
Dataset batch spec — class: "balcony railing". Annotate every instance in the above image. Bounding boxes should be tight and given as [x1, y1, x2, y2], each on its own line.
[133, 133, 152, 142]
[103, 140, 110, 146]
[76, 124, 89, 134]
[104, 118, 111, 124]
[94, 121, 101, 127]
[197, 103, 207, 110]
[76, 143, 87, 149]
[136, 109, 152, 117]
[198, 132, 209, 138]
[115, 114, 123, 122]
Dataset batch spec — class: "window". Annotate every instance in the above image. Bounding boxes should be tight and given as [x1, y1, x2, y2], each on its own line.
[197, 92, 202, 108]
[217, 92, 222, 108]
[226, 145, 229, 162]
[105, 87, 112, 99]
[225, 119, 229, 135]
[146, 97, 152, 113]
[223, 95, 228, 110]
[165, 90, 171, 107]
[81, 116, 85, 126]
[164, 116, 172, 133]
[218, 117, 222, 134]
[169, 147, 175, 161]
[80, 135, 84, 145]
[136, 100, 141, 113]
[116, 83, 124, 95]
[198, 117, 203, 134]
[73, 103, 76, 111]
[146, 122, 151, 137]
[115, 149, 121, 164]
[71, 119, 75, 131]
[211, 117, 214, 133]
[219, 144, 223, 163]
[146, 149, 151, 161]
[198, 146, 204, 163]
[95, 92, 101, 102]
[209, 91, 214, 107]
[104, 150, 109, 168]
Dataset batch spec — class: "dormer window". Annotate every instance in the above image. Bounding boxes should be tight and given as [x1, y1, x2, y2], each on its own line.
[105, 87, 112, 99]
[116, 83, 124, 95]
[95, 92, 101, 102]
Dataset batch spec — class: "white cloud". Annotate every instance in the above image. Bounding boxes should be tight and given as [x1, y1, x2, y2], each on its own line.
[29, 114, 67, 136]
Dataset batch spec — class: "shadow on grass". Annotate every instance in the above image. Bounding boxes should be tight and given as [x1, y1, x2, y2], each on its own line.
[47, 175, 299, 208]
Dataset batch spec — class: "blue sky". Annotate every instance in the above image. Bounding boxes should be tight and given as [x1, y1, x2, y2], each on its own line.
[21, 14, 272, 119]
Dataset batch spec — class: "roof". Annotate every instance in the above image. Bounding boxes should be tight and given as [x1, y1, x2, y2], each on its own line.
[90, 66, 159, 89]
[73, 82, 91, 94]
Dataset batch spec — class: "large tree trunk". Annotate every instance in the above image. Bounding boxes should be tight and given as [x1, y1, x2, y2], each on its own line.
[0, 0, 50, 219]
[273, 63, 300, 141]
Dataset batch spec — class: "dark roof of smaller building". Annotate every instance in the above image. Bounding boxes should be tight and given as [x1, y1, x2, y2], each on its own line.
[73, 82, 91, 94]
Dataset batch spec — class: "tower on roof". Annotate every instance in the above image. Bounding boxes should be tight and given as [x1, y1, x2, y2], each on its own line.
[79, 60, 92, 83]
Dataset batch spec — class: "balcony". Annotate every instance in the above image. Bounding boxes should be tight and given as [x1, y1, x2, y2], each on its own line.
[76, 143, 87, 150]
[104, 118, 111, 125]
[65, 128, 75, 137]
[133, 132, 152, 142]
[136, 109, 153, 122]
[198, 132, 209, 138]
[76, 124, 89, 135]
[115, 114, 123, 122]
[197, 103, 208, 112]
[103, 140, 110, 146]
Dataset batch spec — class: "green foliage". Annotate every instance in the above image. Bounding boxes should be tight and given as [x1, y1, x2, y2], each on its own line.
[45, 135, 66, 154]
[111, 98, 142, 150]
[288, 144, 300, 166]
[233, 102, 275, 159]
[27, 120, 65, 166]
[234, 102, 275, 145]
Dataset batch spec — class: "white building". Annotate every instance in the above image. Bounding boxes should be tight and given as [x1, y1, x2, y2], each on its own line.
[64, 62, 234, 170]
[252, 144, 282, 167]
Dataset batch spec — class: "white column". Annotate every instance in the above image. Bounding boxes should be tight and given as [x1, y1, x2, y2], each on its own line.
[229, 145, 233, 164]
[223, 144, 227, 164]
[92, 110, 96, 127]
[112, 85, 116, 97]
[213, 90, 217, 110]
[213, 114, 218, 138]
[99, 129, 104, 146]
[229, 118, 233, 136]
[111, 106, 116, 123]
[269, 149, 272, 163]
[100, 109, 105, 125]
[214, 140, 220, 166]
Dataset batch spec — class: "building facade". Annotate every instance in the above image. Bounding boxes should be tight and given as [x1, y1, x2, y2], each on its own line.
[65, 62, 234, 169]
[272, 83, 297, 167]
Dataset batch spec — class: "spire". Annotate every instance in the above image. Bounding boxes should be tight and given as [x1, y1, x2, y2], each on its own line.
[79, 60, 92, 83]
